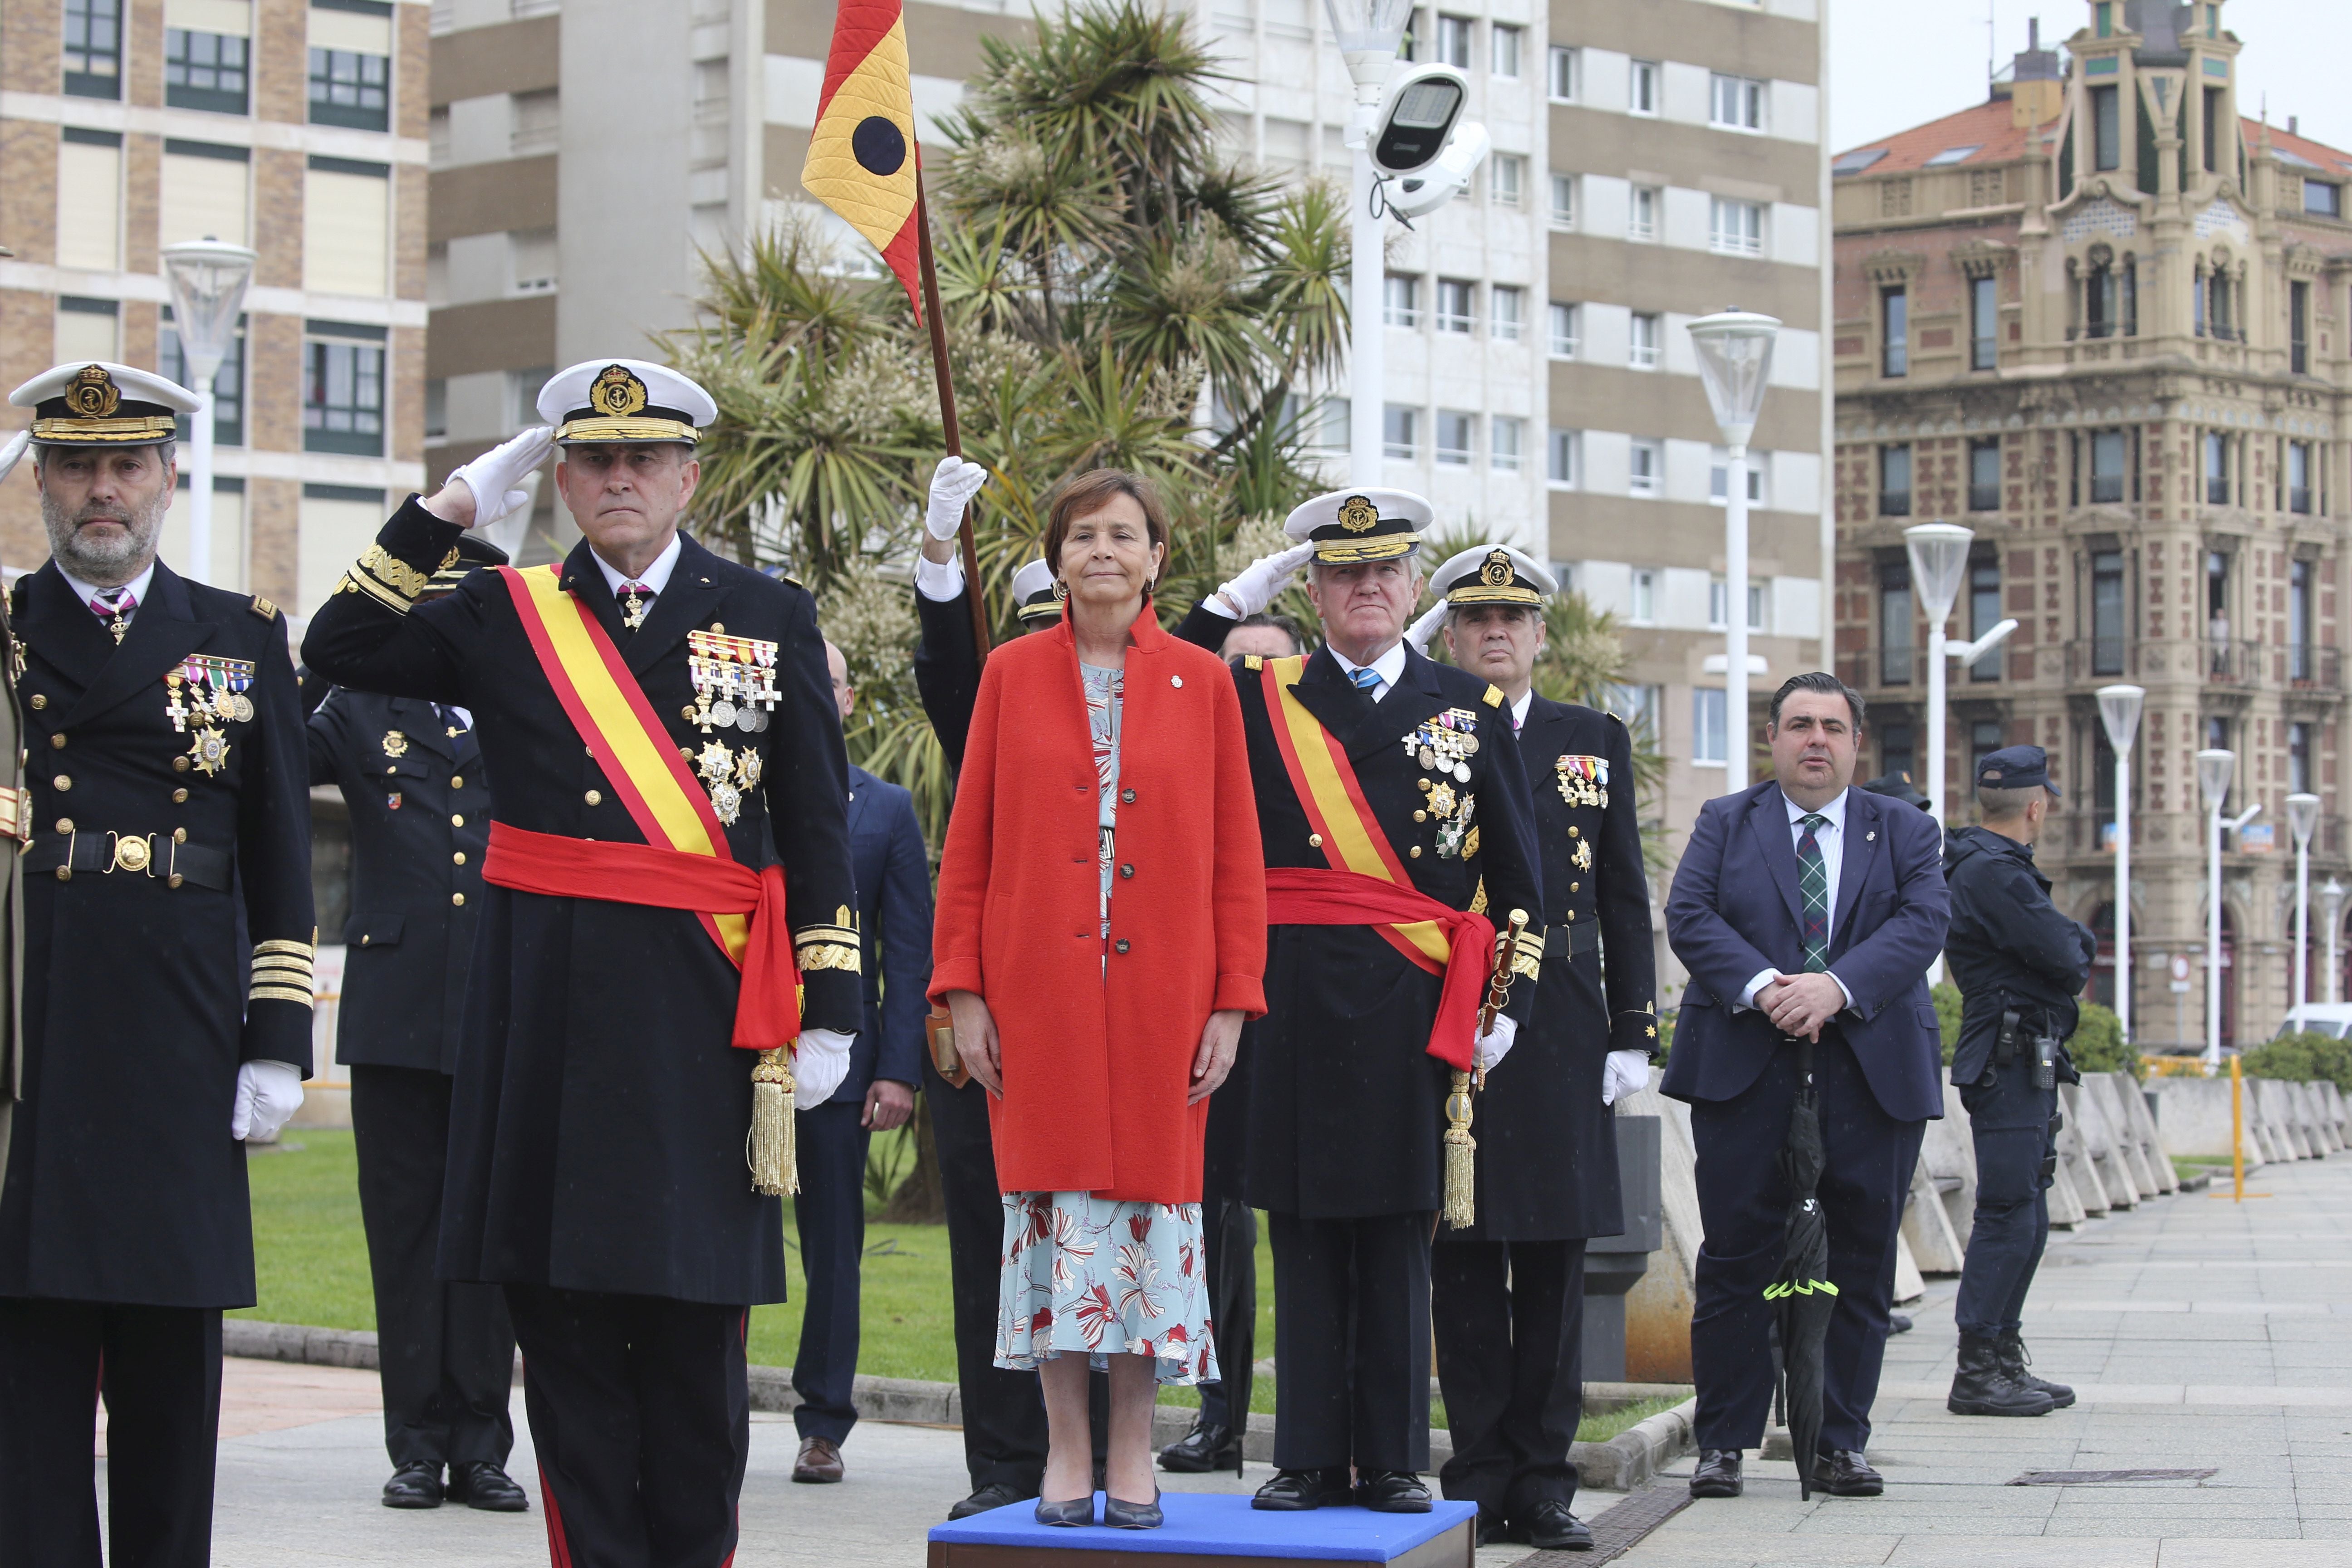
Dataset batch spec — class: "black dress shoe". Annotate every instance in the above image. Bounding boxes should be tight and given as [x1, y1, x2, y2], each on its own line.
[1514, 1500, 1593, 1550]
[1813, 1450, 1884, 1497]
[447, 1461, 529, 1512]
[381, 1462, 443, 1509]
[1102, 1490, 1163, 1529]
[1475, 1514, 1511, 1546]
[1158, 1419, 1241, 1475]
[1688, 1449, 1743, 1499]
[1355, 1470, 1433, 1513]
[949, 1482, 1034, 1520]
[1252, 1467, 1350, 1510]
[1034, 1495, 1095, 1527]
[1888, 1313, 1914, 1335]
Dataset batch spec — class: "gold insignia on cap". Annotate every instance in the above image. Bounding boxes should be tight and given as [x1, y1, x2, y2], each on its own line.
[1337, 494, 1379, 533]
[1481, 549, 1514, 587]
[67, 365, 120, 418]
[592, 364, 650, 418]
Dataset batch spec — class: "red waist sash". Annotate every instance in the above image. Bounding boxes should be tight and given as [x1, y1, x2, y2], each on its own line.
[1264, 866, 1494, 1072]
[482, 820, 804, 1052]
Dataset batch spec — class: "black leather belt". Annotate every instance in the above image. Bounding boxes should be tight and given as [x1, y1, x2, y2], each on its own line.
[26, 829, 230, 891]
[1547, 920, 1600, 958]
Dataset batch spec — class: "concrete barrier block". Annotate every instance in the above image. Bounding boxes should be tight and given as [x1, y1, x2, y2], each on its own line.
[2106, 1074, 2178, 1194]
[2147, 1076, 2254, 1164]
[2251, 1079, 2310, 1159]
[2051, 1093, 2109, 1216]
[1922, 1076, 1980, 1248]
[1617, 1077, 1697, 1385]
[1901, 1153, 1966, 1275]
[2086, 1075, 2159, 1197]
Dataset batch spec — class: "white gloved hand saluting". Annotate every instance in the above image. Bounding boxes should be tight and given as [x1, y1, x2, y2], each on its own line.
[926, 456, 989, 541]
[0, 430, 30, 487]
[1406, 599, 1449, 655]
[446, 426, 555, 528]
[1473, 1013, 1518, 1073]
[793, 1028, 854, 1107]
[1601, 1049, 1651, 1107]
[232, 1060, 306, 1142]
[1210, 543, 1314, 620]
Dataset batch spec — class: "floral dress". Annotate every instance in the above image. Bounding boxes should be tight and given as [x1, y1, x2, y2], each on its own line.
[994, 662, 1218, 1386]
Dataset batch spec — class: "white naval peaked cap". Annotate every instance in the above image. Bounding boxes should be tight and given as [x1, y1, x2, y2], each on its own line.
[10, 362, 198, 447]
[1010, 558, 1062, 624]
[1281, 486, 1433, 564]
[1427, 543, 1558, 608]
[535, 359, 717, 445]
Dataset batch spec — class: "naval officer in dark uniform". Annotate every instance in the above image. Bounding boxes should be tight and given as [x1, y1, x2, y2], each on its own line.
[0, 429, 32, 1209]
[0, 362, 316, 1568]
[1172, 490, 1544, 1514]
[305, 533, 526, 1513]
[1409, 545, 1656, 1550]
[304, 359, 859, 1568]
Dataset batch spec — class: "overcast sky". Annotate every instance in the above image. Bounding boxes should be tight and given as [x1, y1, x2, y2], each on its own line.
[1828, 0, 2349, 156]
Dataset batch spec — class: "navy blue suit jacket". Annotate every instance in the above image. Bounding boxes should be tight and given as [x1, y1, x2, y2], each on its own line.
[835, 763, 930, 1106]
[1662, 780, 1949, 1123]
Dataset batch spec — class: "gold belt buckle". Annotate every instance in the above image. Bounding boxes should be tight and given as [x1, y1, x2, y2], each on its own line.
[109, 832, 153, 875]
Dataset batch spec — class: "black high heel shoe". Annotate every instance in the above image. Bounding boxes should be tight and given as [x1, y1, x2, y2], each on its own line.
[1102, 1490, 1163, 1529]
[1034, 1494, 1096, 1527]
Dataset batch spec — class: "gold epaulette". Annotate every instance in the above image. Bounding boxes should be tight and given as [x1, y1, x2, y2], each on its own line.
[250, 936, 317, 1008]
[1482, 684, 1503, 708]
[250, 596, 278, 620]
[1243, 654, 1264, 671]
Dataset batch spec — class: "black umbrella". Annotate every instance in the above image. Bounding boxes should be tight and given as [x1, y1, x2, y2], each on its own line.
[1765, 1036, 1835, 1500]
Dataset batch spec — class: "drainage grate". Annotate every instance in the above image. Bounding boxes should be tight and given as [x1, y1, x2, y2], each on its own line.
[2007, 1468, 2218, 1486]
[1513, 1483, 1693, 1567]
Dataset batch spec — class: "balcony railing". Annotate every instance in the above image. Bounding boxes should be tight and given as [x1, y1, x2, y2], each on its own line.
[2064, 637, 2137, 681]
[2205, 639, 2261, 683]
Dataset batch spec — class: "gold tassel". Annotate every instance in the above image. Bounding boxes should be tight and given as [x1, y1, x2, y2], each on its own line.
[1441, 1069, 1477, 1230]
[749, 1048, 797, 1196]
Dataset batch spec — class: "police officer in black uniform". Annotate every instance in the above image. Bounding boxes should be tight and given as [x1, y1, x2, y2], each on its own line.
[1410, 544, 1656, 1550]
[1172, 489, 1542, 1515]
[0, 362, 316, 1568]
[1942, 745, 2092, 1420]
[305, 533, 526, 1512]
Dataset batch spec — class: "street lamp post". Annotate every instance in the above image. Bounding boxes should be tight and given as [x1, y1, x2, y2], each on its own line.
[1323, 0, 1413, 485]
[1687, 310, 1780, 794]
[1903, 524, 1975, 824]
[160, 238, 257, 583]
[2097, 684, 2145, 1043]
[2195, 749, 2261, 1068]
[2326, 877, 2347, 1006]
[2290, 792, 2322, 1018]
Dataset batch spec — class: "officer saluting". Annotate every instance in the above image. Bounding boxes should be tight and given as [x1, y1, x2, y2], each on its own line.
[303, 360, 859, 1568]
[1413, 544, 1656, 1551]
[305, 534, 528, 1513]
[1174, 490, 1543, 1515]
[0, 362, 316, 1568]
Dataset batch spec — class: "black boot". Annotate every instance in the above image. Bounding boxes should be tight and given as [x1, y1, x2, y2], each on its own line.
[1946, 1332, 2056, 1416]
[1996, 1332, 2075, 1409]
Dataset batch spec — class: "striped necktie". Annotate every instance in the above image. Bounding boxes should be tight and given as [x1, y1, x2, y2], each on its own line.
[1796, 813, 1830, 972]
[1349, 666, 1381, 692]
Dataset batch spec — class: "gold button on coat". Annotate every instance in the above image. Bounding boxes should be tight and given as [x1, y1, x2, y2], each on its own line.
[51, 775, 68, 791]
[452, 893, 466, 907]
[1409, 845, 1421, 858]
[173, 756, 190, 772]
[27, 694, 44, 709]
[451, 776, 464, 789]
[585, 789, 602, 806]
[172, 789, 188, 803]
[49, 734, 64, 750]
[1308, 833, 1323, 847]
[453, 852, 468, 865]
[451, 814, 463, 827]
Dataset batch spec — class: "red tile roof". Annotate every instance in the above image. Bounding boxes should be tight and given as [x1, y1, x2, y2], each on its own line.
[1834, 98, 2352, 181]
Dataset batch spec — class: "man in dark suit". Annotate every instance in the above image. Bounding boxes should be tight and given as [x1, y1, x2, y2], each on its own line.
[788, 640, 928, 1486]
[305, 534, 526, 1513]
[1663, 671, 1947, 1501]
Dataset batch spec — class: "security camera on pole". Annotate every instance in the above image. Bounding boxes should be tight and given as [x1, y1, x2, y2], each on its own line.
[1687, 310, 1780, 794]
[2195, 748, 2261, 1070]
[1323, 0, 1486, 483]
[159, 237, 256, 583]
[1901, 523, 2016, 824]
[2096, 684, 2144, 1042]
[2289, 792, 2322, 1015]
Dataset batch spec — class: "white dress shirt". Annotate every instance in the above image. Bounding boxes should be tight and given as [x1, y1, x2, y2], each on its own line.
[913, 553, 964, 602]
[1737, 786, 1855, 1014]
[1509, 689, 1534, 731]
[590, 532, 682, 598]
[1327, 639, 1408, 701]
[58, 560, 157, 630]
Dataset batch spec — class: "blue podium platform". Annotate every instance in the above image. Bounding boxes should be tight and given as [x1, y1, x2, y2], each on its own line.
[924, 1494, 1477, 1568]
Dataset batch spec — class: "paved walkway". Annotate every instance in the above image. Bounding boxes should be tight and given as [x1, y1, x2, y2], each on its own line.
[1626, 1154, 2352, 1568]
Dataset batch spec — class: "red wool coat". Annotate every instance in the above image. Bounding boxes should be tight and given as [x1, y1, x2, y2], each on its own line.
[929, 603, 1267, 1203]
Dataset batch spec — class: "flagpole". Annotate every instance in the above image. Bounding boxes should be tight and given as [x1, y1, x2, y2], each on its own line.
[913, 177, 990, 665]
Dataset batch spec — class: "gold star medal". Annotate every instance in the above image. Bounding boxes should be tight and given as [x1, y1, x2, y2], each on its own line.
[186, 726, 230, 777]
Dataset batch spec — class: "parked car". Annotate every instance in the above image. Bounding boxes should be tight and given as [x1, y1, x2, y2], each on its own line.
[2273, 1004, 2352, 1041]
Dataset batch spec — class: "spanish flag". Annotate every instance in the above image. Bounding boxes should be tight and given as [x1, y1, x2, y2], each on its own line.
[801, 0, 925, 320]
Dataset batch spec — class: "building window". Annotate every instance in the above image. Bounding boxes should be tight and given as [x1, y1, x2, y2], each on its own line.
[310, 47, 392, 132]
[64, 0, 122, 98]
[1709, 197, 1763, 256]
[1628, 439, 1661, 497]
[1880, 443, 1912, 517]
[1435, 13, 1472, 69]
[1880, 722, 1915, 784]
[1548, 173, 1575, 226]
[1608, 682, 1661, 743]
[1968, 436, 2001, 512]
[1629, 59, 1659, 116]
[511, 88, 560, 157]
[2208, 268, 2233, 339]
[1491, 416, 1523, 473]
[1548, 301, 1578, 358]
[1383, 404, 1418, 461]
[1709, 73, 1763, 131]
[2205, 431, 2230, 505]
[1435, 410, 1474, 466]
[54, 295, 118, 364]
[1970, 720, 2006, 783]
[1547, 44, 1577, 101]
[1968, 555, 2002, 681]
[166, 29, 249, 115]
[1317, 397, 1350, 451]
[1968, 274, 1998, 370]
[2083, 255, 2118, 339]
[1490, 154, 1524, 207]
[1629, 569, 1655, 624]
[1628, 185, 1659, 241]
[2291, 280, 2311, 374]
[2091, 84, 2120, 171]
[1383, 273, 1421, 328]
[1629, 312, 1660, 369]
[1490, 284, 1523, 341]
[1490, 22, 1521, 77]
[1710, 452, 1763, 505]
[1710, 579, 1764, 632]
[2090, 549, 2125, 676]
[2289, 441, 2313, 515]
[1547, 428, 1578, 486]
[2291, 559, 2314, 682]
[1694, 687, 1726, 764]
[2306, 180, 2342, 218]
[303, 326, 387, 456]
[1879, 559, 1912, 684]
[1882, 286, 1907, 377]
[1434, 278, 1475, 334]
[423, 378, 448, 443]
[2087, 429, 2126, 505]
[159, 309, 246, 447]
[2290, 720, 2314, 795]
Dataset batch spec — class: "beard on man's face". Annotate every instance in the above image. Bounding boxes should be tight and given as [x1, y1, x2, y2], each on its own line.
[43, 479, 167, 579]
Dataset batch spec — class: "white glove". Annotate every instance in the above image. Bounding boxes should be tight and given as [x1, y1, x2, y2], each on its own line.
[1210, 543, 1314, 619]
[1474, 1013, 1518, 1072]
[926, 456, 989, 541]
[794, 1028, 854, 1107]
[1602, 1049, 1651, 1107]
[0, 430, 29, 486]
[232, 1060, 305, 1142]
[1406, 598, 1449, 655]
[447, 426, 555, 528]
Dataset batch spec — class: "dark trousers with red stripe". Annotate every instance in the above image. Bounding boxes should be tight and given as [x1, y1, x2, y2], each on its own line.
[504, 1286, 748, 1568]
[0, 1298, 222, 1568]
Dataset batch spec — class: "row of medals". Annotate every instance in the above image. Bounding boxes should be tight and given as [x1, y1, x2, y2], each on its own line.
[1406, 709, 1481, 859]
[685, 631, 780, 825]
[166, 657, 255, 777]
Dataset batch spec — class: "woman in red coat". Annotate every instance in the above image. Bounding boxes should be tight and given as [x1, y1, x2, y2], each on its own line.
[931, 469, 1267, 1530]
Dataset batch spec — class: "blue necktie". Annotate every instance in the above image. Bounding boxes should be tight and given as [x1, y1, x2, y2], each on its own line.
[1350, 667, 1381, 692]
